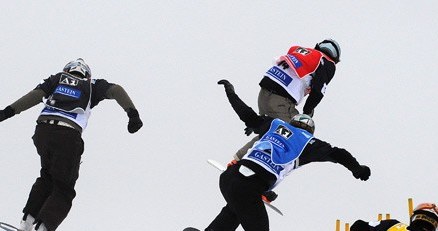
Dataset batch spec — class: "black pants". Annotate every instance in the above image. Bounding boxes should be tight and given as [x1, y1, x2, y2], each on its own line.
[23, 124, 83, 231]
[206, 164, 270, 231]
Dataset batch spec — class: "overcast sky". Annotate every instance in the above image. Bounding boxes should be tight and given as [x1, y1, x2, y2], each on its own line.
[1, 1, 437, 230]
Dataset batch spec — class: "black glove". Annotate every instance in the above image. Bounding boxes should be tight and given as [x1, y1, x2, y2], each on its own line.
[0, 106, 15, 122]
[244, 127, 253, 136]
[352, 165, 371, 181]
[217, 79, 235, 94]
[262, 191, 278, 203]
[127, 108, 143, 133]
[350, 220, 369, 231]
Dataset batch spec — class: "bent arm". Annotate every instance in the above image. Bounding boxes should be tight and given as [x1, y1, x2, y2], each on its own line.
[303, 58, 335, 115]
[105, 84, 136, 112]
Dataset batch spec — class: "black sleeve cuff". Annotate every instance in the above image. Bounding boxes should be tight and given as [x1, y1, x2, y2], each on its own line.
[4, 106, 15, 118]
[127, 108, 139, 118]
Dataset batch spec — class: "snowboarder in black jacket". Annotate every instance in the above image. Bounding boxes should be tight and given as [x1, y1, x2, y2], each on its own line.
[350, 202, 438, 231]
[0, 58, 143, 231]
[203, 79, 371, 231]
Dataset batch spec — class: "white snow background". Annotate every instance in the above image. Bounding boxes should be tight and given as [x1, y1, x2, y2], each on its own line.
[0, 1, 437, 230]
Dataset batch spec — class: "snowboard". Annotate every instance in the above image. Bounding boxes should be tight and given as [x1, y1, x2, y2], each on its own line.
[207, 159, 284, 216]
[0, 222, 21, 231]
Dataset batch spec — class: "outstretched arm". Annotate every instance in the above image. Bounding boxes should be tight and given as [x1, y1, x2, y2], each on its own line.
[0, 89, 47, 122]
[10, 89, 47, 114]
[328, 147, 370, 181]
[300, 139, 371, 181]
[218, 80, 265, 130]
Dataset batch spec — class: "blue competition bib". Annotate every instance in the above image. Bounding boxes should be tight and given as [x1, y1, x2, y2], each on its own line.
[251, 119, 313, 165]
[42, 107, 78, 119]
[53, 85, 82, 99]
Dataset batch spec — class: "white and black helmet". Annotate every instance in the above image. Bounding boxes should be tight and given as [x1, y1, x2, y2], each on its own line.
[63, 58, 92, 78]
[289, 114, 315, 134]
[315, 39, 341, 63]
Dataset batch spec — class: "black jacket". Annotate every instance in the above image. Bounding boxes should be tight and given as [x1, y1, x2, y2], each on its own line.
[351, 219, 409, 231]
[224, 90, 363, 186]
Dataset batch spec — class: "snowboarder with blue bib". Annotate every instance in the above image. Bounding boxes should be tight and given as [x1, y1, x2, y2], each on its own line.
[0, 58, 143, 231]
[199, 80, 370, 231]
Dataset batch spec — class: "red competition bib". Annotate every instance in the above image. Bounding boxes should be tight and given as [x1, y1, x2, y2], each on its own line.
[279, 46, 333, 78]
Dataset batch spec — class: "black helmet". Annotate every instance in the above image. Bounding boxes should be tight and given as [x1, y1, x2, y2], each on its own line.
[409, 203, 438, 231]
[350, 220, 370, 231]
[63, 58, 92, 78]
[289, 114, 315, 134]
[315, 39, 341, 63]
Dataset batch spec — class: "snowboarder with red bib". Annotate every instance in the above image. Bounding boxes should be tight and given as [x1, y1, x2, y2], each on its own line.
[234, 39, 341, 161]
